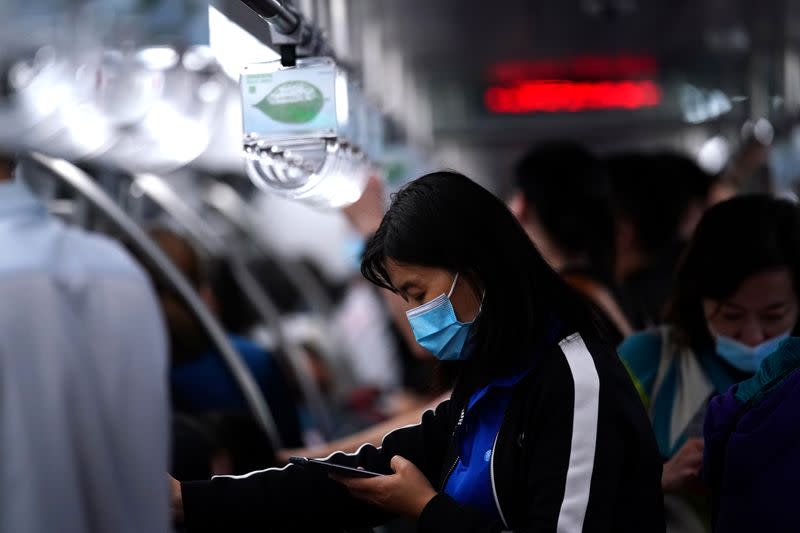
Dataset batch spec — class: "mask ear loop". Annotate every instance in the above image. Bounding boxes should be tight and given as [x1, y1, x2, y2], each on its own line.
[450, 272, 487, 316]
[447, 272, 460, 298]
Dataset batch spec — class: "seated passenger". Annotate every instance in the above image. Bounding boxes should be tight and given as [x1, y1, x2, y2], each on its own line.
[703, 337, 800, 533]
[137, 228, 303, 449]
[619, 195, 800, 532]
[510, 141, 633, 341]
[170, 171, 664, 533]
[0, 156, 170, 533]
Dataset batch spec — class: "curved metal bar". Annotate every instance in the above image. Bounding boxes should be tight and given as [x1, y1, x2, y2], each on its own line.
[29, 153, 283, 450]
[202, 180, 335, 315]
[227, 253, 336, 437]
[132, 173, 227, 256]
[132, 172, 335, 438]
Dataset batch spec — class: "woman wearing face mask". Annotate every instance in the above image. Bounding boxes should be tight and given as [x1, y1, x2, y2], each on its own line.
[170, 172, 664, 533]
[618, 194, 800, 533]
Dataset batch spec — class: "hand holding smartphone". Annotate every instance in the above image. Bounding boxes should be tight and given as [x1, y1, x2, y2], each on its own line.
[288, 457, 385, 478]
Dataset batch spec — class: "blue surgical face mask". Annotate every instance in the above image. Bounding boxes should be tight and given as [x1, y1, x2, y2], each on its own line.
[715, 331, 792, 373]
[406, 273, 478, 361]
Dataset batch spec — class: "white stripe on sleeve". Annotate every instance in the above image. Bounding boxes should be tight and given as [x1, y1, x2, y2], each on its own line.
[556, 333, 600, 533]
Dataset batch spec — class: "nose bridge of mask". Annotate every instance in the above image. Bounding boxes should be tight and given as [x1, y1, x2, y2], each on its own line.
[405, 273, 474, 338]
[405, 273, 458, 319]
[407, 295, 460, 338]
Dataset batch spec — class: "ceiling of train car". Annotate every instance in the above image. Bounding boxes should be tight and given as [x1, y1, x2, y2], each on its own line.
[361, 0, 790, 145]
[220, 0, 797, 188]
[371, 0, 782, 77]
[332, 0, 795, 191]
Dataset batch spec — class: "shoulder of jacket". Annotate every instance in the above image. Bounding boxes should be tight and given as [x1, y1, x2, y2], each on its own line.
[514, 332, 604, 393]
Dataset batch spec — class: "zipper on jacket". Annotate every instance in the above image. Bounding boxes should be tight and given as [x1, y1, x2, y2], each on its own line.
[490, 430, 509, 528]
[440, 455, 460, 491]
[441, 408, 466, 490]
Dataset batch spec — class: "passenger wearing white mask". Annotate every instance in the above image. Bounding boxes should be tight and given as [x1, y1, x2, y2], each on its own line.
[619, 194, 800, 533]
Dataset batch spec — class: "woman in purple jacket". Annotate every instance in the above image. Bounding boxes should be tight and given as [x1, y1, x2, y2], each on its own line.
[703, 336, 800, 532]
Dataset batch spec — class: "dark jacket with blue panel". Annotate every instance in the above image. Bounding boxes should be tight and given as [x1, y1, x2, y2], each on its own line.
[181, 332, 664, 532]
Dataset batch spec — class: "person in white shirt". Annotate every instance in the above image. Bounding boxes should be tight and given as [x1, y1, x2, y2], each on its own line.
[0, 155, 170, 533]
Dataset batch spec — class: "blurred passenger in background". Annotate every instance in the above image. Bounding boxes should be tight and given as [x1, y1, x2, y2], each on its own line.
[131, 228, 303, 473]
[607, 152, 715, 328]
[0, 155, 170, 533]
[703, 337, 800, 533]
[510, 141, 633, 341]
[618, 195, 800, 532]
[146, 229, 299, 442]
[718, 133, 771, 196]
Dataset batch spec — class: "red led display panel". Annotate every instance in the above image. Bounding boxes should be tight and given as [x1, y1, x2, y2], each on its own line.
[484, 80, 662, 113]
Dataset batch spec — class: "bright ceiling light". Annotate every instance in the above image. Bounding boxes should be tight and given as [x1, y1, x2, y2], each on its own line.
[136, 47, 180, 70]
[208, 5, 280, 80]
[697, 136, 730, 175]
[679, 84, 732, 124]
[754, 118, 774, 145]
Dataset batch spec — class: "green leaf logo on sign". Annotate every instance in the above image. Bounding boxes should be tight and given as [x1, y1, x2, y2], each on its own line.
[254, 81, 325, 124]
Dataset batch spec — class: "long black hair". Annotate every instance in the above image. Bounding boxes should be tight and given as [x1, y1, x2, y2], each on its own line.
[666, 194, 800, 354]
[361, 171, 605, 398]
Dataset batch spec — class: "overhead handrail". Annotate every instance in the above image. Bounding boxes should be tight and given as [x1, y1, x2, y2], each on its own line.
[131, 173, 228, 256]
[28, 153, 283, 450]
[131, 172, 335, 438]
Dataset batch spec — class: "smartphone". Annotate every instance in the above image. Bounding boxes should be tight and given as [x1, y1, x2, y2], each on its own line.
[288, 456, 384, 478]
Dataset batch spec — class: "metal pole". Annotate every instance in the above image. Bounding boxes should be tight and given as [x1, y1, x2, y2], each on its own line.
[132, 173, 336, 438]
[227, 253, 336, 437]
[29, 153, 284, 451]
[240, 0, 300, 35]
[132, 174, 227, 255]
[239, 0, 334, 61]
